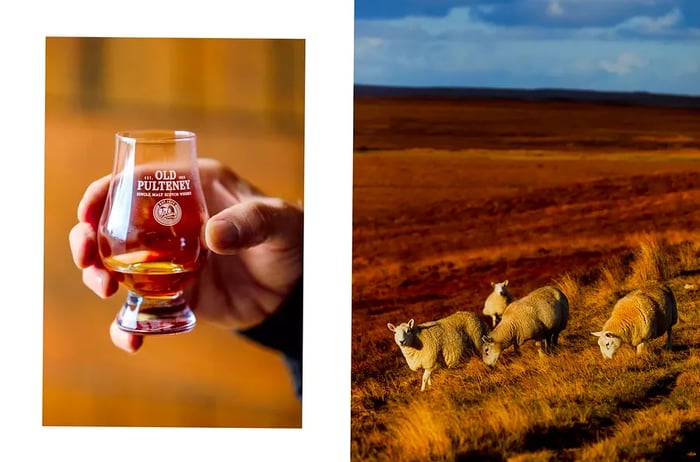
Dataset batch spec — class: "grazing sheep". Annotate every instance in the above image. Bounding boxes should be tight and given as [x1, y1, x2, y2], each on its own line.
[591, 282, 677, 359]
[387, 311, 488, 391]
[481, 285, 569, 366]
[483, 280, 515, 327]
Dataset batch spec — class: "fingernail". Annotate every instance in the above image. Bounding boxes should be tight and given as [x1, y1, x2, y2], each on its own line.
[208, 219, 239, 251]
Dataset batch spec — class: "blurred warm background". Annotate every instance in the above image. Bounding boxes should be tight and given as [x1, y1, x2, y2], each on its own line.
[44, 37, 304, 427]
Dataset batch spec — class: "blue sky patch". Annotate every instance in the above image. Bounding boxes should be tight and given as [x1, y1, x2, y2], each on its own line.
[355, 0, 700, 95]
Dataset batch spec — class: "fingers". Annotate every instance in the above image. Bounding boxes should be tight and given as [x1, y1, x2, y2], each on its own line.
[70, 216, 121, 298]
[69, 222, 98, 268]
[78, 174, 111, 225]
[72, 174, 110, 271]
[205, 198, 303, 255]
[82, 266, 121, 299]
[198, 158, 263, 198]
[197, 158, 266, 215]
[72, 174, 123, 299]
[109, 319, 144, 353]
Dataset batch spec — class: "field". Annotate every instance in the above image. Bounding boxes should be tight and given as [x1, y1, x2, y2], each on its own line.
[351, 95, 700, 461]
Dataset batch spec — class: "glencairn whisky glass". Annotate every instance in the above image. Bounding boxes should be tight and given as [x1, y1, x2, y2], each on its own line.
[97, 130, 209, 334]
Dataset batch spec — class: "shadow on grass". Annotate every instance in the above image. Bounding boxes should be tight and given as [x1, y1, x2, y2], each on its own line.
[455, 450, 505, 462]
[520, 416, 615, 460]
[617, 373, 679, 410]
[519, 373, 680, 457]
[671, 343, 700, 353]
[656, 420, 700, 461]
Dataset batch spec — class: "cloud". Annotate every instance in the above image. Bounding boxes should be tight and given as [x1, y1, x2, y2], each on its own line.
[470, 0, 690, 31]
[600, 52, 648, 75]
[476, 4, 497, 15]
[355, 37, 384, 59]
[547, 0, 564, 17]
[376, 7, 493, 37]
[354, 4, 700, 95]
[616, 7, 683, 33]
[357, 5, 691, 41]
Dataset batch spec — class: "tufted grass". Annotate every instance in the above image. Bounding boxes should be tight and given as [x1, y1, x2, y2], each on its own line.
[352, 237, 700, 461]
[627, 233, 674, 288]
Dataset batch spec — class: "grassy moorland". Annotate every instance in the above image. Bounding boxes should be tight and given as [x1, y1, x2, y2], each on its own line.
[351, 96, 700, 461]
[353, 236, 700, 461]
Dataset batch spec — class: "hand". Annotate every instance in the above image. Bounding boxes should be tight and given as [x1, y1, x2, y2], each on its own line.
[69, 158, 303, 352]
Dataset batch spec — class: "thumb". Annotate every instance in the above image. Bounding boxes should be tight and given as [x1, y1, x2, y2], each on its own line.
[205, 198, 303, 255]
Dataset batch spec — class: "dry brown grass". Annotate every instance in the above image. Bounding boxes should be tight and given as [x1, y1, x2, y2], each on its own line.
[553, 272, 583, 312]
[352, 238, 700, 461]
[583, 257, 629, 314]
[672, 240, 700, 276]
[580, 354, 700, 461]
[352, 97, 700, 460]
[627, 233, 674, 288]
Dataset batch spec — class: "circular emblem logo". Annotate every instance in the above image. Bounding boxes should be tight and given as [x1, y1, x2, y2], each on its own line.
[153, 199, 182, 226]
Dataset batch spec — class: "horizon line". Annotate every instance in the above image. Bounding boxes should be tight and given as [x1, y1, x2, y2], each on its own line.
[354, 83, 700, 100]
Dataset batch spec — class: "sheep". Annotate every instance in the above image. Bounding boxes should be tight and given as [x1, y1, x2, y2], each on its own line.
[591, 282, 677, 358]
[481, 285, 569, 366]
[483, 280, 515, 327]
[387, 311, 488, 391]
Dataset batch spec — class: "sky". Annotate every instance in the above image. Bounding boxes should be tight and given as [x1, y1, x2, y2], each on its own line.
[355, 0, 700, 95]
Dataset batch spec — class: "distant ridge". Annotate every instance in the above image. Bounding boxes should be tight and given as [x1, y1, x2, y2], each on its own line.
[354, 84, 700, 109]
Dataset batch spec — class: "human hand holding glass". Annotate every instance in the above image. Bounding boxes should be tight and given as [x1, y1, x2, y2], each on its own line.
[96, 130, 209, 335]
[69, 137, 304, 351]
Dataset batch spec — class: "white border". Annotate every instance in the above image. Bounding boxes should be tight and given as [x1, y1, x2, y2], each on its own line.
[0, 1, 353, 461]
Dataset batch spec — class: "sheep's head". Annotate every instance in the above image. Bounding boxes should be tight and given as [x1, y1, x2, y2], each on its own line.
[491, 280, 509, 297]
[481, 335, 502, 366]
[387, 319, 416, 347]
[591, 331, 621, 359]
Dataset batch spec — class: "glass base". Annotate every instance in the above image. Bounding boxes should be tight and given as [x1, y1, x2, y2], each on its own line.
[116, 291, 196, 335]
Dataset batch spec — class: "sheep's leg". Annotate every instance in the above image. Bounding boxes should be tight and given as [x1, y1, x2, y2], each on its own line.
[666, 327, 673, 350]
[513, 343, 521, 356]
[421, 369, 431, 392]
[535, 340, 545, 357]
[636, 342, 646, 355]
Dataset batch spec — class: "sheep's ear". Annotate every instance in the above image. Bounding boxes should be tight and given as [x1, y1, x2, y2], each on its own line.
[387, 323, 396, 332]
[504, 280, 509, 286]
[408, 319, 414, 328]
[591, 331, 602, 337]
[490, 282, 495, 287]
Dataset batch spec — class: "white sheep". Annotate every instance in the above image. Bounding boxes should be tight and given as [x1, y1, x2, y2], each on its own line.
[481, 285, 569, 366]
[591, 282, 677, 358]
[387, 311, 488, 391]
[483, 280, 515, 327]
